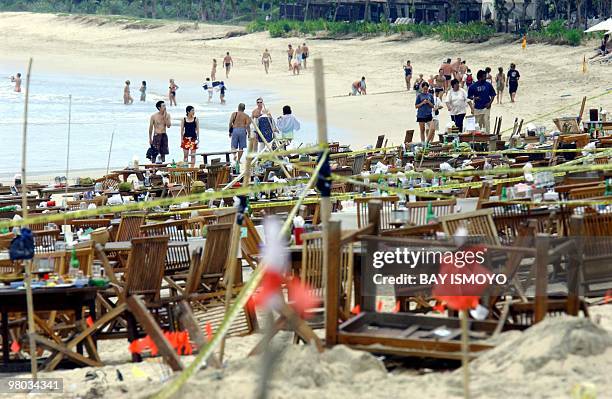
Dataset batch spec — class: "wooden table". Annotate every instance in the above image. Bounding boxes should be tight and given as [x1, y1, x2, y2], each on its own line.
[198, 150, 237, 165]
[0, 286, 98, 371]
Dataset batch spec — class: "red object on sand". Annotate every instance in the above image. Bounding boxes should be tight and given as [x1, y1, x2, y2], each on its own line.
[287, 277, 320, 318]
[432, 245, 491, 311]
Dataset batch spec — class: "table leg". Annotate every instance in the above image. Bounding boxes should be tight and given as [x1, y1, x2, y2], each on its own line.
[74, 306, 84, 355]
[203, 155, 208, 165]
[2, 311, 9, 366]
[225, 153, 231, 163]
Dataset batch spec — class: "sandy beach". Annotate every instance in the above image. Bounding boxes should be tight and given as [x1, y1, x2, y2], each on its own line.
[1, 11, 610, 157]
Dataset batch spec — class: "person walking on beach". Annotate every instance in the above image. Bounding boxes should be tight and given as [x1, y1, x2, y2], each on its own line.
[10, 73, 21, 92]
[276, 105, 300, 148]
[228, 103, 251, 164]
[484, 67, 493, 85]
[416, 82, 435, 144]
[169, 79, 178, 106]
[220, 83, 226, 104]
[203, 78, 213, 102]
[429, 88, 444, 138]
[434, 70, 445, 99]
[180, 105, 200, 166]
[440, 59, 453, 92]
[139, 81, 147, 102]
[459, 61, 468, 87]
[495, 67, 506, 104]
[252, 98, 275, 151]
[445, 79, 472, 132]
[507, 63, 520, 103]
[302, 43, 309, 69]
[464, 69, 474, 88]
[451, 58, 462, 81]
[468, 70, 496, 133]
[413, 74, 424, 91]
[403, 61, 413, 91]
[223, 52, 233, 78]
[211, 59, 217, 81]
[350, 77, 366, 96]
[262, 49, 272, 74]
[295, 45, 303, 68]
[149, 100, 171, 163]
[291, 54, 301, 75]
[287, 44, 294, 70]
[123, 80, 134, 105]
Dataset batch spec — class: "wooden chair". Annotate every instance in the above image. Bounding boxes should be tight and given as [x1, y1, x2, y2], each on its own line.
[206, 164, 230, 190]
[115, 212, 145, 242]
[439, 209, 500, 246]
[404, 129, 414, 145]
[168, 168, 199, 195]
[568, 185, 605, 200]
[299, 232, 354, 323]
[215, 208, 237, 224]
[571, 212, 612, 296]
[33, 229, 60, 253]
[404, 199, 456, 226]
[240, 215, 262, 269]
[354, 196, 399, 230]
[58, 242, 96, 276]
[95, 173, 121, 191]
[375, 135, 385, 149]
[141, 219, 191, 276]
[0, 232, 21, 274]
[185, 215, 218, 237]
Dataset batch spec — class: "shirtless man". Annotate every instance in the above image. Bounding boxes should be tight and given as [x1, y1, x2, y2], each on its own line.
[252, 98, 275, 151]
[228, 103, 252, 164]
[451, 58, 462, 81]
[11, 73, 21, 92]
[458, 60, 468, 87]
[148, 101, 172, 163]
[301, 42, 309, 69]
[123, 80, 134, 105]
[262, 49, 272, 74]
[287, 44, 294, 70]
[223, 52, 233, 78]
[440, 58, 453, 92]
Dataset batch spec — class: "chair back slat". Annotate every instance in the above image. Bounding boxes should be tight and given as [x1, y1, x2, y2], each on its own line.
[191, 223, 233, 292]
[141, 219, 191, 275]
[440, 209, 500, 246]
[354, 196, 399, 230]
[33, 229, 60, 253]
[405, 199, 457, 226]
[240, 215, 262, 268]
[68, 218, 112, 231]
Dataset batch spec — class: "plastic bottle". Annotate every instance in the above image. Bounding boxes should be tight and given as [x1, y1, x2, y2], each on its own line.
[69, 247, 80, 279]
[500, 186, 508, 201]
[144, 170, 151, 187]
[605, 178, 612, 196]
[425, 201, 436, 224]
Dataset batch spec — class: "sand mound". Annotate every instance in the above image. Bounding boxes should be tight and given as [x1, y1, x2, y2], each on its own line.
[472, 316, 612, 375]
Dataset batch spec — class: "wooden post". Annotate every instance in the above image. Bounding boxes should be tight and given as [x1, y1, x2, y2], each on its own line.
[314, 58, 332, 329]
[21, 58, 37, 378]
[219, 135, 254, 363]
[567, 216, 584, 316]
[534, 233, 549, 323]
[325, 221, 342, 346]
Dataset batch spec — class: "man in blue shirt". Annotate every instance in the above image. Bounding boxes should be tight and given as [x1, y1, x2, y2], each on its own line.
[467, 70, 496, 133]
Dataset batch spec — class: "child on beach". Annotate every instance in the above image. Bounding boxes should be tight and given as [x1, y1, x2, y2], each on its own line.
[123, 80, 133, 105]
[495, 67, 505, 104]
[413, 74, 424, 92]
[350, 77, 366, 96]
[464, 69, 474, 87]
[139, 81, 146, 102]
[203, 78, 213, 102]
[169, 79, 178, 106]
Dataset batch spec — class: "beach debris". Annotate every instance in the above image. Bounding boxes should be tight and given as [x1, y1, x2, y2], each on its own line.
[571, 382, 597, 399]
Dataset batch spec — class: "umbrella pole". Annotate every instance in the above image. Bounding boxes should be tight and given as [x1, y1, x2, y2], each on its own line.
[21, 58, 38, 378]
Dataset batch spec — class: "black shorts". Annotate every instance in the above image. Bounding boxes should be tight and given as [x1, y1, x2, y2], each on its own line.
[417, 115, 433, 123]
[445, 75, 452, 81]
[152, 133, 169, 155]
[434, 87, 443, 93]
[509, 81, 518, 94]
[225, 63, 231, 68]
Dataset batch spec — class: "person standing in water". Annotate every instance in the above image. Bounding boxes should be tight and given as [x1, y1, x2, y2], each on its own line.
[220, 83, 226, 104]
[403, 61, 413, 91]
[495, 67, 506, 104]
[168, 79, 178, 106]
[211, 59, 217, 81]
[276, 105, 300, 148]
[139, 81, 147, 102]
[180, 105, 200, 166]
[149, 100, 171, 163]
[10, 73, 21, 92]
[262, 49, 272, 74]
[123, 80, 134, 105]
[301, 43, 309, 69]
[228, 103, 251, 164]
[203, 78, 214, 102]
[223, 52, 233, 78]
[252, 98, 276, 151]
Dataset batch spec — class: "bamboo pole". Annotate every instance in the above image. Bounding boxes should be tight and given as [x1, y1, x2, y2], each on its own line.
[106, 128, 116, 176]
[21, 58, 38, 378]
[64, 94, 72, 226]
[313, 58, 331, 335]
[219, 135, 255, 363]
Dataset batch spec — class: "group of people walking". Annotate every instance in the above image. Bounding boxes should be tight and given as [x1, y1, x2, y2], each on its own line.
[408, 59, 521, 143]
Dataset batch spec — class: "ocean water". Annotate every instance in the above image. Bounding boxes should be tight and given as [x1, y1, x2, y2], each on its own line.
[0, 68, 332, 181]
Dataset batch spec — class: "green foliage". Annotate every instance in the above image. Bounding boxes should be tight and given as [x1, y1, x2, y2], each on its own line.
[434, 22, 495, 43]
[529, 19, 584, 46]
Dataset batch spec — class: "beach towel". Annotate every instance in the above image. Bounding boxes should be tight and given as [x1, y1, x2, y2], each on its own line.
[257, 116, 275, 143]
